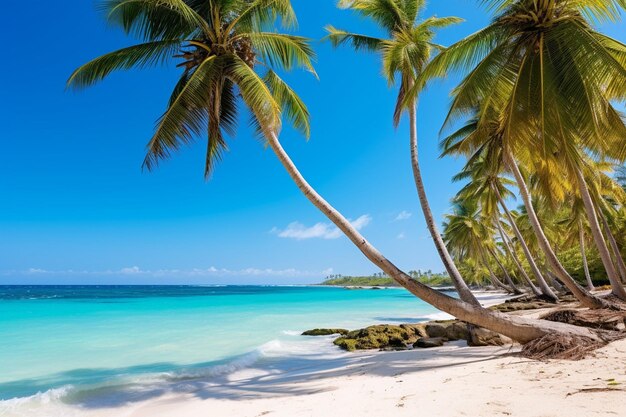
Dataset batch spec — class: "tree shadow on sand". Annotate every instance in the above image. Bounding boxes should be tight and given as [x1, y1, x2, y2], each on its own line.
[2, 342, 519, 411]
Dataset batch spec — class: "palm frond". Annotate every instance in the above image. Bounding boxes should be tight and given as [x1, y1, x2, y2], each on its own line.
[143, 55, 222, 172]
[247, 32, 317, 75]
[324, 26, 383, 52]
[103, 0, 210, 39]
[67, 40, 181, 89]
[264, 70, 311, 137]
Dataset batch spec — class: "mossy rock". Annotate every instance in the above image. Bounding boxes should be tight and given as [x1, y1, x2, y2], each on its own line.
[446, 322, 470, 341]
[414, 337, 446, 348]
[302, 328, 349, 336]
[467, 327, 511, 346]
[334, 337, 358, 351]
[425, 323, 449, 338]
[423, 320, 469, 341]
[333, 324, 427, 351]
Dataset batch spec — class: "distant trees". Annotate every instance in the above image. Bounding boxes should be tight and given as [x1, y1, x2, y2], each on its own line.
[322, 270, 452, 287]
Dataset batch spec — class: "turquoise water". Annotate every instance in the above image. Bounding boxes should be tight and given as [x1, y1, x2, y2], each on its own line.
[0, 285, 448, 413]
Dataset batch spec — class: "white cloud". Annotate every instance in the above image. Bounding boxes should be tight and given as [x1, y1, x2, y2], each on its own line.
[397, 232, 406, 239]
[120, 266, 142, 275]
[4, 266, 332, 279]
[26, 268, 49, 274]
[273, 215, 372, 240]
[394, 211, 412, 221]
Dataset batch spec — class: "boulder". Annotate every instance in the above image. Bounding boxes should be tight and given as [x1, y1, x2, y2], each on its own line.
[467, 327, 511, 346]
[425, 323, 449, 338]
[446, 322, 470, 341]
[414, 337, 446, 348]
[424, 320, 469, 341]
[333, 324, 426, 351]
[302, 328, 349, 336]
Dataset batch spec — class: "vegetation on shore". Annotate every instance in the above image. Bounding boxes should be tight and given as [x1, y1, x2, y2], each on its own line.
[320, 271, 452, 287]
[70, 0, 626, 356]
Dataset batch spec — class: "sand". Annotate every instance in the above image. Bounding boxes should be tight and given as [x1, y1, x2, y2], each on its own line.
[87, 339, 626, 417]
[79, 292, 626, 417]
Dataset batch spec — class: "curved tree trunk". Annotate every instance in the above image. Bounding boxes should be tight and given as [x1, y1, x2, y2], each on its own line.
[574, 167, 626, 301]
[495, 188, 558, 301]
[497, 220, 542, 296]
[487, 246, 523, 294]
[579, 221, 595, 291]
[480, 249, 513, 292]
[409, 102, 479, 306]
[546, 270, 567, 293]
[266, 131, 604, 343]
[489, 271, 512, 293]
[505, 151, 608, 309]
[599, 210, 626, 285]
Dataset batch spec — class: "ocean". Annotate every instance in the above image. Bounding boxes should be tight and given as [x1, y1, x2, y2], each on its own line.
[0, 285, 451, 416]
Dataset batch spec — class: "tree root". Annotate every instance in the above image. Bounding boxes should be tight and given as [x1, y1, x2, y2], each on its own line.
[521, 330, 625, 360]
[521, 334, 606, 360]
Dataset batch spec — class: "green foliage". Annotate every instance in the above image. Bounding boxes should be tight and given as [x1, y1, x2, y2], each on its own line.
[320, 270, 452, 287]
[69, 0, 315, 178]
[431, 0, 626, 290]
[327, 0, 461, 126]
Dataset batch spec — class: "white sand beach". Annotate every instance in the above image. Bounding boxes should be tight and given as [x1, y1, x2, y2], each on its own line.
[66, 292, 623, 417]
[85, 338, 626, 417]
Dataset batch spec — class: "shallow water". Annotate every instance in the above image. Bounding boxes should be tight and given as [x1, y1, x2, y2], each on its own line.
[0, 285, 451, 415]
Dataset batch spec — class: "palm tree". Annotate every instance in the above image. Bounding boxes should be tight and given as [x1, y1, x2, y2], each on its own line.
[592, 165, 626, 283]
[496, 218, 543, 296]
[416, 0, 626, 304]
[69, 0, 605, 344]
[617, 166, 626, 189]
[325, 0, 479, 306]
[445, 133, 558, 300]
[580, 220, 596, 291]
[443, 199, 510, 291]
[555, 197, 595, 290]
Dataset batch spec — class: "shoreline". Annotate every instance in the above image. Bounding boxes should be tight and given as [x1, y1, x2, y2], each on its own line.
[96, 339, 626, 417]
[95, 291, 625, 417]
[8, 290, 625, 417]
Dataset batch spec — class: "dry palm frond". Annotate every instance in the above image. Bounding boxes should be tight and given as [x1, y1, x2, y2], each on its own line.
[521, 334, 605, 360]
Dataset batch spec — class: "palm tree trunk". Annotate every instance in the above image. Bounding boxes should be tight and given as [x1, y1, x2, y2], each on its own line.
[505, 150, 608, 308]
[574, 167, 626, 301]
[488, 270, 512, 292]
[496, 220, 542, 296]
[480, 250, 512, 292]
[409, 102, 479, 306]
[579, 221, 595, 291]
[266, 131, 603, 343]
[599, 210, 626, 285]
[495, 187, 558, 301]
[547, 271, 567, 293]
[487, 247, 523, 294]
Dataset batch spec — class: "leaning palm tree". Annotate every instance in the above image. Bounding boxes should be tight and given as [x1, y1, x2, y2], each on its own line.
[556, 197, 596, 290]
[325, 0, 479, 306]
[415, 0, 626, 302]
[69, 0, 607, 344]
[447, 135, 558, 300]
[591, 165, 626, 283]
[496, 217, 543, 296]
[444, 199, 518, 293]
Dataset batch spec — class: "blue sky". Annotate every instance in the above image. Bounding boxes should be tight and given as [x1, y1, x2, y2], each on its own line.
[1, 1, 624, 285]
